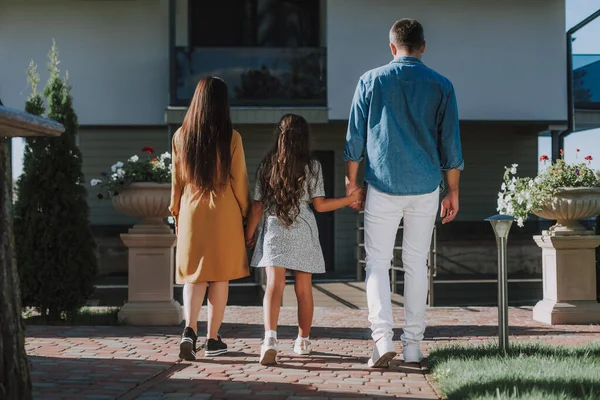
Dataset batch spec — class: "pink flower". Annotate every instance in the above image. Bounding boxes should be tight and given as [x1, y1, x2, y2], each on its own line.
[539, 155, 549, 162]
[585, 155, 593, 161]
[142, 146, 155, 155]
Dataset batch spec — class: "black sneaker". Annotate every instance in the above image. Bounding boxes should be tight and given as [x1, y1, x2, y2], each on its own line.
[179, 327, 197, 361]
[205, 335, 228, 356]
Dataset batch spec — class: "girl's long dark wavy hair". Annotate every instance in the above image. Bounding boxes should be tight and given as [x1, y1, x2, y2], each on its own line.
[179, 76, 232, 193]
[257, 114, 315, 226]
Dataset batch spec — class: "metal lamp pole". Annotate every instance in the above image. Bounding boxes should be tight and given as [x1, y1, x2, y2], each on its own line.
[485, 214, 514, 354]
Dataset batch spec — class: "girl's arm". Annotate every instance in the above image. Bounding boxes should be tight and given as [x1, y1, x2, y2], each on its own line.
[245, 200, 263, 247]
[312, 189, 363, 213]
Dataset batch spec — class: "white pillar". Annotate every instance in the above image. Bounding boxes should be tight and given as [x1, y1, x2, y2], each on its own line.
[118, 223, 183, 326]
[533, 234, 600, 325]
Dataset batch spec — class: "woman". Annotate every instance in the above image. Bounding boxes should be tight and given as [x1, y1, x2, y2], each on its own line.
[169, 77, 250, 361]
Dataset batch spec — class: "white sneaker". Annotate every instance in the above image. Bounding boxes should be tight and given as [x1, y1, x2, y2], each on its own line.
[260, 337, 278, 365]
[367, 333, 396, 368]
[402, 341, 424, 363]
[293, 338, 312, 355]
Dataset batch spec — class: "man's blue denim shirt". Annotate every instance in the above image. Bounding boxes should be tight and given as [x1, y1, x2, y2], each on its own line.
[343, 56, 464, 195]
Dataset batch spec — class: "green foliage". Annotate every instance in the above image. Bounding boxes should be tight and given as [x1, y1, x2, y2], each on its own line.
[89, 147, 172, 199]
[14, 41, 97, 321]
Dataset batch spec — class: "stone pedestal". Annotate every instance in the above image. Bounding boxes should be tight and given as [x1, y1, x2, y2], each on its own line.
[533, 234, 600, 325]
[118, 223, 183, 325]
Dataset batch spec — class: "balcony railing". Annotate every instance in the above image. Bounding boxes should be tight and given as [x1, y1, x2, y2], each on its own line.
[172, 47, 327, 107]
[573, 54, 600, 110]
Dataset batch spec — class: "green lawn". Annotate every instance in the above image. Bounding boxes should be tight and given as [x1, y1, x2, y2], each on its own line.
[427, 342, 600, 400]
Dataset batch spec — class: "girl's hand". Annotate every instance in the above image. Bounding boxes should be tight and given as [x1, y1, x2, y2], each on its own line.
[245, 236, 256, 249]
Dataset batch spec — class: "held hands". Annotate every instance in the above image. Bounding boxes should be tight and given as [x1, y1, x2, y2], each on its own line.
[245, 231, 256, 249]
[346, 182, 365, 211]
[440, 188, 459, 224]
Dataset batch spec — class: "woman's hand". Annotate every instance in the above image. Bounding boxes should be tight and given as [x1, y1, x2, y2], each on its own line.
[245, 233, 256, 249]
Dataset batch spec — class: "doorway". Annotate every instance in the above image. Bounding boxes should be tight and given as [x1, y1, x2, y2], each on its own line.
[311, 151, 335, 273]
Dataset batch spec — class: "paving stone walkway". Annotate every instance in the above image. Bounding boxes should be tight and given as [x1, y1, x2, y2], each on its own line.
[26, 306, 600, 400]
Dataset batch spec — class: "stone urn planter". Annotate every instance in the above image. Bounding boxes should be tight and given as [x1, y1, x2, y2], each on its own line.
[112, 182, 172, 234]
[112, 182, 183, 325]
[532, 187, 600, 325]
[532, 187, 600, 236]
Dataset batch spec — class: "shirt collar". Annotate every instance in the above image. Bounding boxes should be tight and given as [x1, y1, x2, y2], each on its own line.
[391, 56, 423, 65]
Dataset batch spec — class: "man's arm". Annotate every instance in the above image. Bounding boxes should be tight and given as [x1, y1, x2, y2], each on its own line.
[343, 78, 369, 209]
[438, 85, 464, 224]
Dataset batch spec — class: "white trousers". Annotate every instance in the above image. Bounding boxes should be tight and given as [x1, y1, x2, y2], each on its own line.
[364, 186, 439, 344]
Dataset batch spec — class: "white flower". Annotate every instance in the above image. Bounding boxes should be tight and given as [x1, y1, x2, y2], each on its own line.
[111, 161, 124, 172]
[90, 179, 102, 187]
[501, 183, 506, 191]
[160, 152, 171, 160]
[528, 179, 534, 187]
[116, 168, 125, 178]
[511, 177, 517, 183]
[111, 173, 118, 180]
[168, 163, 173, 173]
[167, 216, 175, 224]
[506, 203, 514, 214]
[510, 164, 518, 175]
[535, 177, 542, 184]
[129, 155, 139, 163]
[517, 217, 524, 227]
[508, 183, 516, 191]
[505, 194, 512, 201]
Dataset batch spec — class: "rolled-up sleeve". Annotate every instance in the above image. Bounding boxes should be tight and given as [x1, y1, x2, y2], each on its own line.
[438, 86, 464, 171]
[343, 78, 369, 163]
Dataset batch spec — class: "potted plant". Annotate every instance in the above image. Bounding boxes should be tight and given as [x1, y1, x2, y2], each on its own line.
[496, 150, 600, 235]
[90, 146, 174, 230]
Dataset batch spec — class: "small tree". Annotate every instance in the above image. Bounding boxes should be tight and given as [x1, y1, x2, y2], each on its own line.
[14, 42, 97, 321]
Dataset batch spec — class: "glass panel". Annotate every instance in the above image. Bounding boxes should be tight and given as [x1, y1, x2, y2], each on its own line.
[174, 47, 326, 106]
[190, 0, 320, 48]
[573, 54, 600, 110]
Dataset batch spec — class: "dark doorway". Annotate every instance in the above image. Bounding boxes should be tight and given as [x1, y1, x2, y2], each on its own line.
[311, 151, 335, 272]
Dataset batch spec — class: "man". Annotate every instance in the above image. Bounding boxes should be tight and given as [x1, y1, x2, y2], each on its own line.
[344, 19, 463, 367]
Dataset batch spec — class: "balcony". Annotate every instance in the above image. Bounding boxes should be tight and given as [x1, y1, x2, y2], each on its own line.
[573, 54, 600, 110]
[171, 47, 327, 108]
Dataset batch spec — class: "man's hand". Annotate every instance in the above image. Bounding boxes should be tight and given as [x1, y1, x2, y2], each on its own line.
[440, 189, 459, 224]
[345, 179, 364, 210]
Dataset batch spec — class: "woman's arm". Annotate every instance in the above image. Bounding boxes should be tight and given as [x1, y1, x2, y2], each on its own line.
[168, 132, 184, 233]
[312, 189, 363, 213]
[245, 201, 263, 247]
[230, 131, 251, 218]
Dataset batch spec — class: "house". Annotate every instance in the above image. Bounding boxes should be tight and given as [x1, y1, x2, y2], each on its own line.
[0, 0, 579, 282]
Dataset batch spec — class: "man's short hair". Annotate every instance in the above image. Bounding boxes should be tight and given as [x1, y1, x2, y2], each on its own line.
[389, 19, 424, 53]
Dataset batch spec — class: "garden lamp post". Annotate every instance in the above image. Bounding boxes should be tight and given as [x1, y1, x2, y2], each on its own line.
[485, 214, 514, 354]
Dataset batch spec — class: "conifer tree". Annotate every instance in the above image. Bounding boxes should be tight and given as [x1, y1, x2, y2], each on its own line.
[14, 42, 97, 321]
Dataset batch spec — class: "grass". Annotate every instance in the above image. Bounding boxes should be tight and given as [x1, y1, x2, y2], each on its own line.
[23, 307, 120, 325]
[427, 342, 600, 400]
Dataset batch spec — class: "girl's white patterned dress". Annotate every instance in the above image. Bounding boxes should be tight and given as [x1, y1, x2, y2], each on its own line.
[251, 160, 326, 274]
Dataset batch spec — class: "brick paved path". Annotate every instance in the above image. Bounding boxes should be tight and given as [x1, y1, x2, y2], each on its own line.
[26, 306, 600, 400]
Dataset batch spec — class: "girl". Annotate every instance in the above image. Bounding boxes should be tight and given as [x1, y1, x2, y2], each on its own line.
[169, 77, 250, 361]
[245, 114, 363, 365]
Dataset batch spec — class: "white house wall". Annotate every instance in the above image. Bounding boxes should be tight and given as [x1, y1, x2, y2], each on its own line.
[327, 0, 567, 121]
[0, 0, 169, 125]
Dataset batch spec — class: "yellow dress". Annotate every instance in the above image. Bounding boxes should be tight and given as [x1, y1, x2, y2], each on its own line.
[169, 129, 250, 283]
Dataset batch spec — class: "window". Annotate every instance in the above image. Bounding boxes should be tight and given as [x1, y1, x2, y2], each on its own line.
[190, 0, 320, 48]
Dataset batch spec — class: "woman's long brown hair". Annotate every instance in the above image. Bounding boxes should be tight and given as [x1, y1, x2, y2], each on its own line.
[257, 114, 315, 226]
[179, 77, 232, 193]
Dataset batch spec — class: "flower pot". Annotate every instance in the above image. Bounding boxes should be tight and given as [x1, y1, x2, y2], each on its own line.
[112, 182, 172, 234]
[532, 187, 600, 235]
